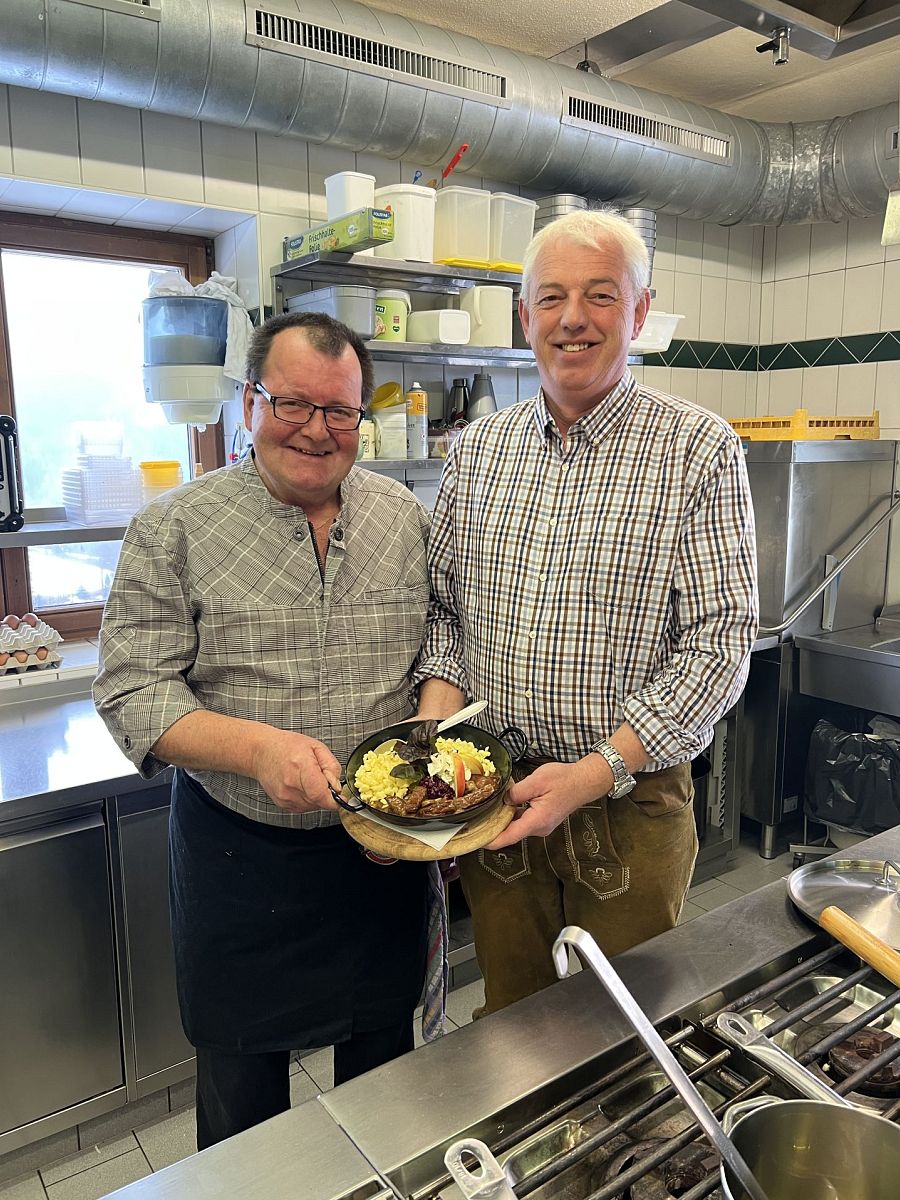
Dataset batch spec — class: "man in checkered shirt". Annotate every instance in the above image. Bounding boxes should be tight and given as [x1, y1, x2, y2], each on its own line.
[415, 210, 758, 1016]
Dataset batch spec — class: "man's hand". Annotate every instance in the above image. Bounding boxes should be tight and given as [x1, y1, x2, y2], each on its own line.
[485, 756, 613, 849]
[251, 728, 343, 814]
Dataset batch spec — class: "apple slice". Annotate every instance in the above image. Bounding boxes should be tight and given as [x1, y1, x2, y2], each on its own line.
[452, 753, 467, 797]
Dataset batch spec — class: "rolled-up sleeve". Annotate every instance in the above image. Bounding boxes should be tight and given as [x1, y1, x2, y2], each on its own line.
[623, 434, 758, 761]
[93, 515, 201, 776]
[411, 451, 469, 697]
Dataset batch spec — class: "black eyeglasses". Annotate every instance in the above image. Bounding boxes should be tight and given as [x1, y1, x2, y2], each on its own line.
[254, 383, 364, 431]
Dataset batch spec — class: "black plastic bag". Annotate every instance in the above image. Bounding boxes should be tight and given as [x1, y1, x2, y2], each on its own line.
[805, 718, 900, 835]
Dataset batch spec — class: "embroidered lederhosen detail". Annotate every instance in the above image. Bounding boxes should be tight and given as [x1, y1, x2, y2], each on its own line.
[564, 804, 630, 901]
[476, 840, 531, 883]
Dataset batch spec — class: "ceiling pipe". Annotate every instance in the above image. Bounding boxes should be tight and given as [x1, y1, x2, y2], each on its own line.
[0, 0, 895, 226]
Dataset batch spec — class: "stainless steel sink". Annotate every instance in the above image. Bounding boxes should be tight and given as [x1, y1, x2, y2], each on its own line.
[795, 625, 900, 716]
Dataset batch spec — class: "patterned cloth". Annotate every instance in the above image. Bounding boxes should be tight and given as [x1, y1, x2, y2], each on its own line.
[421, 861, 449, 1042]
[95, 454, 430, 828]
[413, 373, 758, 766]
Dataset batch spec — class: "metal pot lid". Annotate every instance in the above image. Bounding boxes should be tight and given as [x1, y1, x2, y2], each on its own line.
[788, 859, 900, 948]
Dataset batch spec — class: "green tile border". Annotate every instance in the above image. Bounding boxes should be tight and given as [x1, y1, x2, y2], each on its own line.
[642, 330, 900, 371]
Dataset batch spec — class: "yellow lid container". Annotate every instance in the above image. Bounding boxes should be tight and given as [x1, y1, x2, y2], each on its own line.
[139, 460, 184, 487]
[370, 381, 405, 411]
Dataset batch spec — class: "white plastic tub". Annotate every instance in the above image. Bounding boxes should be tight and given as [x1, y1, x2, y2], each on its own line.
[286, 285, 376, 338]
[629, 312, 684, 353]
[490, 193, 537, 269]
[325, 171, 377, 255]
[434, 186, 491, 266]
[373, 184, 436, 262]
[406, 309, 470, 345]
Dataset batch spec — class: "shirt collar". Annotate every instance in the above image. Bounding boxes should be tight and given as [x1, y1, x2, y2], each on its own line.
[531, 370, 638, 447]
[241, 451, 357, 526]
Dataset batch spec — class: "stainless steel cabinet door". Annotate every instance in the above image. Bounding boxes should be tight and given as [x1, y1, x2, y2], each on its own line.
[0, 812, 123, 1135]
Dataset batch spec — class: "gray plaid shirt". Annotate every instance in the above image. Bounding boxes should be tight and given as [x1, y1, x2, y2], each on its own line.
[413, 372, 758, 767]
[95, 454, 430, 827]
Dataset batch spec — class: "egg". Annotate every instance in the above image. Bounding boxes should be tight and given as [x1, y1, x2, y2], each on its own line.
[2, 614, 20, 630]
[35, 647, 48, 661]
[14, 649, 28, 663]
[0, 652, 7, 666]
[21, 613, 39, 627]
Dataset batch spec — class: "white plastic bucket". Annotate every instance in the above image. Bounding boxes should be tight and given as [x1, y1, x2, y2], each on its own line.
[373, 184, 436, 262]
[325, 171, 377, 255]
[373, 408, 408, 459]
[460, 286, 513, 347]
[406, 309, 470, 345]
[373, 289, 412, 341]
[434, 186, 491, 265]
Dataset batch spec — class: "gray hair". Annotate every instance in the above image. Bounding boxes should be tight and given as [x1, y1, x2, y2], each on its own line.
[521, 208, 650, 307]
[244, 311, 374, 409]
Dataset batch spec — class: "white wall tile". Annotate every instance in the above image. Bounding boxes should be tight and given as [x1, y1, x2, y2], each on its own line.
[805, 270, 845, 340]
[642, 366, 672, 393]
[0, 178, 79, 212]
[887, 237, 900, 263]
[699, 275, 726, 341]
[701, 222, 728, 278]
[232, 216, 262, 311]
[727, 225, 754, 281]
[772, 276, 808, 342]
[0, 87, 12, 175]
[768, 368, 804, 413]
[356, 151, 400, 188]
[654, 213, 676, 274]
[836, 362, 877, 413]
[630, 365, 644, 385]
[721, 371, 749, 418]
[517, 368, 540, 401]
[488, 368, 518, 410]
[142, 111, 204, 202]
[801, 366, 838, 415]
[675, 218, 703, 275]
[59, 190, 143, 222]
[881, 259, 900, 331]
[650, 268, 674, 314]
[259, 212, 301, 291]
[201, 123, 258, 211]
[77, 99, 143, 193]
[752, 228, 765, 283]
[696, 369, 723, 414]
[670, 368, 698, 403]
[774, 223, 811, 281]
[748, 282, 761, 344]
[257, 132, 309, 218]
[876, 361, 900, 425]
[759, 282, 774, 344]
[846, 216, 886, 269]
[724, 279, 752, 343]
[809, 221, 847, 274]
[744, 372, 758, 414]
[842, 264, 884, 335]
[214, 227, 237, 285]
[760, 226, 776, 283]
[120, 197, 205, 229]
[755, 371, 770, 414]
[674, 273, 702, 339]
[9, 86, 80, 184]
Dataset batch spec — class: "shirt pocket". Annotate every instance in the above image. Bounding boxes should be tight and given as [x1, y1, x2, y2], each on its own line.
[331, 583, 429, 684]
[195, 597, 323, 682]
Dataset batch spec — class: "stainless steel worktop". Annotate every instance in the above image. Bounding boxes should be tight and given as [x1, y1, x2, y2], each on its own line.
[103, 825, 900, 1200]
[796, 621, 900, 718]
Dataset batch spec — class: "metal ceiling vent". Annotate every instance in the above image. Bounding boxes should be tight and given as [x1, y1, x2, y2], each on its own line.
[564, 90, 733, 165]
[69, 0, 161, 16]
[247, 4, 509, 106]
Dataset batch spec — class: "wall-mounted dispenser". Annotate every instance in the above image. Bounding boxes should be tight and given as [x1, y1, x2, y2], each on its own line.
[142, 296, 232, 427]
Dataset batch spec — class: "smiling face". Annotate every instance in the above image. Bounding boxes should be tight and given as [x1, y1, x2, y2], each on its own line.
[242, 327, 362, 511]
[519, 234, 650, 421]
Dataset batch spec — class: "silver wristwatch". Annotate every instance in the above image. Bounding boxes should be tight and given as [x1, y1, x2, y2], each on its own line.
[590, 739, 637, 799]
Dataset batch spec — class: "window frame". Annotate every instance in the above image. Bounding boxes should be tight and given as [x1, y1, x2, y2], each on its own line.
[0, 212, 225, 638]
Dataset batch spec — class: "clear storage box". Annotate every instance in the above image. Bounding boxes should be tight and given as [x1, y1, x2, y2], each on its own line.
[434, 187, 491, 268]
[285, 285, 376, 338]
[489, 193, 537, 270]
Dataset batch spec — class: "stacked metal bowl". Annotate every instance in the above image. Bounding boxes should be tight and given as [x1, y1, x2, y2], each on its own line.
[533, 193, 588, 231]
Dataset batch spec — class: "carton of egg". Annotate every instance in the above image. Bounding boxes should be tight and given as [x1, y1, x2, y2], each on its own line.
[0, 614, 64, 675]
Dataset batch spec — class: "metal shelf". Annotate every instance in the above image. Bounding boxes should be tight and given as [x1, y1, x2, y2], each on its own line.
[367, 340, 533, 369]
[271, 252, 523, 295]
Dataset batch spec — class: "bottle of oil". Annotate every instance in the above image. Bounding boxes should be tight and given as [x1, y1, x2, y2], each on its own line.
[406, 381, 429, 460]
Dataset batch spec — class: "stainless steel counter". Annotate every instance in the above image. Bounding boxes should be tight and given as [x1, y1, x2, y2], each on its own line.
[796, 622, 900, 717]
[102, 825, 900, 1200]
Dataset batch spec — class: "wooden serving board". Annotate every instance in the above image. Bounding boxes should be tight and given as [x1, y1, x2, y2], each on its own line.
[339, 799, 514, 861]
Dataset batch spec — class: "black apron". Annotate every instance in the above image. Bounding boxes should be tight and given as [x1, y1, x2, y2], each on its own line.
[169, 769, 428, 1053]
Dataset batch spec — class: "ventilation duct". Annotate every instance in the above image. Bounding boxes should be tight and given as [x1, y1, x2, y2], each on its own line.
[1, 0, 896, 225]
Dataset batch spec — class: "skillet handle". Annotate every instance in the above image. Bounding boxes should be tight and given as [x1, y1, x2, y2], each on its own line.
[820, 904, 900, 988]
[495, 726, 528, 763]
[329, 782, 363, 812]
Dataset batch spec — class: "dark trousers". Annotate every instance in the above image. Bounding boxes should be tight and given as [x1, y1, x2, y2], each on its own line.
[195, 1020, 415, 1150]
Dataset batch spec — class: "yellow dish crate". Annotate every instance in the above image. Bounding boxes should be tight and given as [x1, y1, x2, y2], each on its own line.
[729, 408, 880, 441]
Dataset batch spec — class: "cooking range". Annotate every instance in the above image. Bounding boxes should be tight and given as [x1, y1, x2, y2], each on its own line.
[321, 826, 900, 1200]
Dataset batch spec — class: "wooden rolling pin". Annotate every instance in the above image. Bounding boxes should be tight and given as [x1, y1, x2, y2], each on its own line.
[820, 904, 900, 988]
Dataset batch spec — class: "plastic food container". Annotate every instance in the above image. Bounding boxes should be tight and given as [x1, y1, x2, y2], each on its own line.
[628, 312, 684, 353]
[373, 289, 411, 341]
[285, 285, 376, 338]
[406, 309, 470, 345]
[373, 184, 436, 262]
[489, 193, 537, 270]
[325, 172, 377, 256]
[434, 186, 491, 267]
[460, 286, 513, 348]
[139, 460, 184, 504]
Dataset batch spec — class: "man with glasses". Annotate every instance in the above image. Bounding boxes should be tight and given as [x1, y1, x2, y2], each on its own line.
[95, 311, 431, 1149]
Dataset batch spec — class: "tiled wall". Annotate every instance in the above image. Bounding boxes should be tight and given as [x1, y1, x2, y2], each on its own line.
[0, 82, 896, 433]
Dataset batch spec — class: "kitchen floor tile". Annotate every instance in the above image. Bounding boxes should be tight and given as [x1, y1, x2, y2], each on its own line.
[44, 1149, 151, 1200]
[678, 900, 707, 924]
[41, 1138, 138, 1187]
[0, 1175, 47, 1199]
[0, 1133, 78, 1186]
[689, 882, 746, 912]
[299, 1047, 333, 1092]
[76, 1095, 167, 1150]
[289, 1069, 320, 1108]
[445, 979, 485, 1027]
[134, 1108, 196, 1173]
[687, 876, 721, 898]
[413, 1007, 460, 1047]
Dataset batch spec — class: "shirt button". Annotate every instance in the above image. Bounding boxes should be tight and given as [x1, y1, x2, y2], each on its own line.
[333, 527, 344, 541]
[548, 518, 557, 527]
[123, 735, 132, 749]
[538, 573, 547, 582]
[592, 438, 600, 447]
[524, 689, 533, 699]
[293, 528, 305, 542]
[528, 630, 536, 639]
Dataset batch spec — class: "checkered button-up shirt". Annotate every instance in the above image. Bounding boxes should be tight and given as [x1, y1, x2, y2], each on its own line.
[95, 455, 430, 828]
[413, 372, 758, 767]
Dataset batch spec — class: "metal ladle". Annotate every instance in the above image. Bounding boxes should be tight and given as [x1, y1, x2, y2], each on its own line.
[552, 926, 771, 1200]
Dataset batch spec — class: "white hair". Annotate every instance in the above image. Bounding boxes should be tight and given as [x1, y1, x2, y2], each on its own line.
[520, 208, 650, 306]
